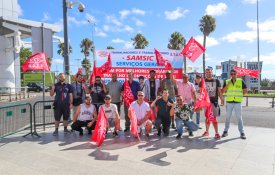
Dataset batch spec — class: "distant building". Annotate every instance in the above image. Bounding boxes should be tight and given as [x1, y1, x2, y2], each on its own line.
[221, 59, 263, 90]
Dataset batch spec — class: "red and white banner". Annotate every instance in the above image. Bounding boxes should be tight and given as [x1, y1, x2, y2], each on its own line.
[129, 107, 140, 139]
[234, 66, 260, 78]
[22, 52, 50, 72]
[123, 80, 135, 108]
[154, 49, 172, 68]
[97, 53, 112, 75]
[91, 106, 107, 147]
[89, 61, 97, 85]
[181, 37, 206, 63]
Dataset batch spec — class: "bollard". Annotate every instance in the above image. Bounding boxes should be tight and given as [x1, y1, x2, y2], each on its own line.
[246, 96, 248, 107]
[272, 97, 274, 108]
[9, 88, 11, 102]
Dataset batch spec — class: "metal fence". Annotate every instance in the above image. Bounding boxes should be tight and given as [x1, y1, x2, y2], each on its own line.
[0, 103, 32, 138]
[0, 87, 30, 102]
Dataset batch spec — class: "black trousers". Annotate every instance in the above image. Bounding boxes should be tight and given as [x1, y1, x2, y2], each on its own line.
[112, 102, 121, 115]
[155, 118, 171, 136]
[71, 120, 96, 133]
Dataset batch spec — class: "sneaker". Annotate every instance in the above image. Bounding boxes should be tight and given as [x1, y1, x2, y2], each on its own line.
[202, 131, 209, 137]
[53, 130, 58, 136]
[214, 133, 221, 140]
[222, 131, 228, 137]
[124, 128, 130, 132]
[189, 132, 194, 137]
[87, 130, 92, 135]
[79, 131, 83, 136]
[113, 131, 118, 137]
[198, 127, 202, 129]
[240, 133, 246, 140]
[171, 124, 176, 129]
[176, 134, 182, 139]
[157, 129, 161, 137]
[145, 133, 150, 138]
[64, 128, 70, 134]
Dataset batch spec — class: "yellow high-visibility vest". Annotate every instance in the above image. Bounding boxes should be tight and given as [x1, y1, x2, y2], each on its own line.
[225, 78, 243, 102]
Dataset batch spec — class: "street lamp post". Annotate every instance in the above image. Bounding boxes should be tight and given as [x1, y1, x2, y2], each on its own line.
[62, 0, 85, 81]
[256, 0, 261, 92]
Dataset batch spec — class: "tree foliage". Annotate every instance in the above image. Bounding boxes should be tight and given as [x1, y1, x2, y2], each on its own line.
[131, 33, 149, 49]
[167, 32, 185, 50]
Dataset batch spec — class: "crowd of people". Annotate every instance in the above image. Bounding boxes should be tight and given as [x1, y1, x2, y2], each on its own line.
[50, 68, 247, 140]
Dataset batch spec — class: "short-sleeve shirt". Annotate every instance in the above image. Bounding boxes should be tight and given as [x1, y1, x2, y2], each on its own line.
[71, 82, 86, 101]
[162, 79, 177, 99]
[204, 78, 221, 103]
[129, 101, 150, 121]
[78, 104, 95, 121]
[176, 81, 195, 104]
[107, 81, 122, 103]
[174, 104, 192, 120]
[155, 98, 173, 121]
[89, 83, 105, 103]
[54, 82, 72, 106]
[101, 104, 118, 119]
[194, 82, 201, 100]
[122, 80, 141, 100]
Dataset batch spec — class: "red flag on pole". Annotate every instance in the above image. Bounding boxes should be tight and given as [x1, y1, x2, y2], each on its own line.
[123, 80, 135, 108]
[97, 53, 112, 75]
[181, 37, 206, 62]
[91, 106, 107, 147]
[22, 52, 50, 72]
[205, 104, 218, 124]
[129, 107, 140, 139]
[89, 61, 96, 85]
[154, 49, 172, 69]
[234, 66, 260, 78]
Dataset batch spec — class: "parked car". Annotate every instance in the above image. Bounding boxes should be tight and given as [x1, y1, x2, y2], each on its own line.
[27, 83, 50, 92]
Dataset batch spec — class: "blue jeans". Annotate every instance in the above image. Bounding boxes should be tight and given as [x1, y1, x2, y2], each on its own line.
[195, 112, 200, 125]
[175, 118, 198, 134]
[224, 102, 244, 134]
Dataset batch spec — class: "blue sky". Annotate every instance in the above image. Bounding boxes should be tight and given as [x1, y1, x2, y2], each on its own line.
[18, 0, 275, 79]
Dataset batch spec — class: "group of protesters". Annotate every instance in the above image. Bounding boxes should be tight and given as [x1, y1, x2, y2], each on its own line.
[50, 68, 247, 141]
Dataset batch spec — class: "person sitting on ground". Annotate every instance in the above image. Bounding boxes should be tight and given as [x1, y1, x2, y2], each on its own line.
[128, 91, 152, 138]
[100, 95, 120, 137]
[71, 96, 97, 136]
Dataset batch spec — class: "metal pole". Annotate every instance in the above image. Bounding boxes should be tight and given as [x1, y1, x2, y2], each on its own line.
[257, 0, 261, 93]
[63, 0, 70, 80]
[183, 39, 186, 73]
[41, 23, 46, 131]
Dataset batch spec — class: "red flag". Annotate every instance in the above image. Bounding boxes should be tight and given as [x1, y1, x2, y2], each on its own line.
[91, 106, 107, 147]
[22, 52, 50, 72]
[181, 37, 206, 62]
[97, 53, 112, 75]
[234, 66, 259, 78]
[129, 107, 140, 139]
[123, 80, 135, 108]
[89, 61, 96, 85]
[205, 104, 218, 124]
[74, 68, 86, 82]
[154, 49, 172, 68]
[150, 108, 156, 121]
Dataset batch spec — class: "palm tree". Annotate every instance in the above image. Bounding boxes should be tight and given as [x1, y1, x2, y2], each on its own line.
[131, 33, 149, 49]
[199, 15, 216, 77]
[107, 46, 114, 49]
[167, 32, 185, 50]
[57, 42, 72, 57]
[80, 38, 94, 78]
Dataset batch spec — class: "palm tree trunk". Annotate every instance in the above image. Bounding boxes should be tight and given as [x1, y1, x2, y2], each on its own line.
[202, 34, 207, 78]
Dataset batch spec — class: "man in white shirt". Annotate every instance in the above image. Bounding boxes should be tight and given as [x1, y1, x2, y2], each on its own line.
[71, 96, 97, 136]
[100, 95, 120, 136]
[128, 91, 152, 137]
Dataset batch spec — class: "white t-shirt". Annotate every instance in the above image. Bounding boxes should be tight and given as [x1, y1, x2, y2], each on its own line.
[101, 104, 118, 119]
[129, 101, 150, 121]
[78, 104, 95, 121]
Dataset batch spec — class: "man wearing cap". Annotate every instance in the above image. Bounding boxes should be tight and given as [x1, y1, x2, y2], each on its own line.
[161, 70, 178, 128]
[121, 72, 141, 132]
[71, 96, 97, 136]
[100, 95, 120, 137]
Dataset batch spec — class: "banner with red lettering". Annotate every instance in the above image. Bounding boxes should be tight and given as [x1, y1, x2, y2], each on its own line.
[154, 49, 172, 68]
[234, 66, 259, 78]
[22, 52, 50, 72]
[91, 106, 107, 147]
[123, 80, 135, 108]
[181, 37, 206, 63]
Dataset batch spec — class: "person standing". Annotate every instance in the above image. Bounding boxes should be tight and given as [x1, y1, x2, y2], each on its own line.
[138, 76, 147, 96]
[222, 69, 247, 139]
[129, 91, 152, 137]
[106, 73, 123, 115]
[71, 96, 97, 136]
[151, 89, 174, 137]
[89, 76, 107, 112]
[144, 70, 160, 102]
[194, 74, 202, 128]
[121, 72, 141, 132]
[50, 73, 73, 136]
[202, 68, 224, 139]
[161, 70, 178, 128]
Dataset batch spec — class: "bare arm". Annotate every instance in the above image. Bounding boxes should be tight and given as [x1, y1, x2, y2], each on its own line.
[151, 96, 161, 108]
[50, 84, 55, 96]
[243, 88, 248, 95]
[73, 106, 81, 122]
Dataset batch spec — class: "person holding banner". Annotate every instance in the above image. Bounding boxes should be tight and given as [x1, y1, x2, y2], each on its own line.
[129, 91, 152, 138]
[201, 68, 224, 139]
[50, 73, 73, 136]
[151, 89, 174, 137]
[122, 72, 141, 132]
[222, 69, 247, 139]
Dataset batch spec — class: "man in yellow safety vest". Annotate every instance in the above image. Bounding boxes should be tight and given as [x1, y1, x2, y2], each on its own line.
[222, 69, 247, 139]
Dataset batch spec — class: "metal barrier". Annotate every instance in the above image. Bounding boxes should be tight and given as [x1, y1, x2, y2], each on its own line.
[245, 96, 275, 108]
[0, 87, 30, 102]
[0, 103, 33, 138]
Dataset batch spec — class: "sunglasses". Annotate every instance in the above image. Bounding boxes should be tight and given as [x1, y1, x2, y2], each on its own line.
[138, 95, 144, 96]
[231, 73, 236, 75]
[104, 98, 111, 100]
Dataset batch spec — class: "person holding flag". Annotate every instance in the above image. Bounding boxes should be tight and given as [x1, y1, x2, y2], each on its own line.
[121, 72, 141, 132]
[128, 91, 152, 138]
[221, 69, 247, 139]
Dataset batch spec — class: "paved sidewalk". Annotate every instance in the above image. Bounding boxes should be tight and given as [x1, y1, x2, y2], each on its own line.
[0, 123, 275, 175]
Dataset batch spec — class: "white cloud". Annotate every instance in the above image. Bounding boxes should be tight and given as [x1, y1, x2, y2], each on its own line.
[222, 19, 275, 43]
[106, 15, 122, 26]
[42, 12, 50, 21]
[53, 19, 64, 32]
[53, 58, 64, 64]
[111, 38, 126, 43]
[119, 8, 146, 19]
[95, 28, 107, 37]
[119, 10, 131, 19]
[242, 0, 258, 4]
[16, 3, 23, 17]
[123, 42, 134, 49]
[68, 16, 88, 26]
[123, 25, 134, 33]
[251, 52, 275, 66]
[164, 7, 189, 20]
[132, 8, 146, 15]
[195, 35, 219, 47]
[132, 18, 144, 26]
[86, 13, 96, 23]
[103, 25, 110, 32]
[205, 3, 228, 16]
